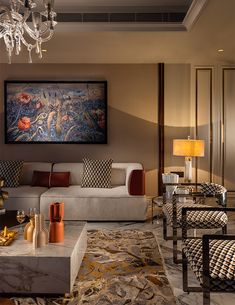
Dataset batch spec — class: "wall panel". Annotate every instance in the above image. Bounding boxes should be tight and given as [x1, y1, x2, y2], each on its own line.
[222, 68, 235, 190]
[195, 68, 212, 183]
[164, 64, 191, 179]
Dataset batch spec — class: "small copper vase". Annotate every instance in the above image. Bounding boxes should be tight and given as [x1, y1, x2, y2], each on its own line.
[26, 219, 35, 242]
[49, 202, 64, 243]
[24, 221, 31, 240]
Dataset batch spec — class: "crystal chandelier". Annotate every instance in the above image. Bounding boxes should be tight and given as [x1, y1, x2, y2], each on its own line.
[0, 0, 57, 63]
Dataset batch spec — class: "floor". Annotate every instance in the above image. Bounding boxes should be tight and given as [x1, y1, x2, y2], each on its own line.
[86, 200, 235, 305]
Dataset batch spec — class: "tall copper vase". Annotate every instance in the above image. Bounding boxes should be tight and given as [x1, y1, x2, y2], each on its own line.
[49, 202, 64, 243]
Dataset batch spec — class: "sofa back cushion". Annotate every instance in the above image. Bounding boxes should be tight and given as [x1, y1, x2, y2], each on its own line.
[20, 162, 52, 185]
[31, 170, 70, 187]
[53, 163, 136, 186]
[31, 171, 50, 187]
[50, 172, 70, 187]
[53, 163, 83, 185]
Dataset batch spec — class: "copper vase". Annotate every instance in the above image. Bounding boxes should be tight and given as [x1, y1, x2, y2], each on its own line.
[24, 221, 31, 240]
[49, 202, 64, 243]
[26, 218, 35, 242]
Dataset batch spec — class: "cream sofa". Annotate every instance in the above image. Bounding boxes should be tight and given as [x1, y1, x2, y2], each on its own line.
[4, 162, 148, 221]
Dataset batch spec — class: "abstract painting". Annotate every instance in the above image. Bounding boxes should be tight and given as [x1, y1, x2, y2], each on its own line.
[4, 81, 107, 144]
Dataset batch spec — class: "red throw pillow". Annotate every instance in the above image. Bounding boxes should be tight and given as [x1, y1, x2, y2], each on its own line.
[50, 172, 70, 187]
[31, 171, 50, 187]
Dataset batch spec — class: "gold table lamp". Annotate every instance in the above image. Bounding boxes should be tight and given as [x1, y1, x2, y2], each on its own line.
[173, 138, 205, 182]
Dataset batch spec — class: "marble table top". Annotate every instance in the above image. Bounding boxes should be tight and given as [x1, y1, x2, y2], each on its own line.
[0, 222, 87, 258]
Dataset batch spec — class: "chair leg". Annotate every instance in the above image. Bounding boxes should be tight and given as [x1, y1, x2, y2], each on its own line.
[173, 225, 182, 263]
[203, 291, 210, 305]
[182, 251, 188, 292]
[222, 225, 227, 234]
[163, 215, 167, 240]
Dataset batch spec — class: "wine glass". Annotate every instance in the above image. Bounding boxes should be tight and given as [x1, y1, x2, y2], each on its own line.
[28, 208, 37, 220]
[16, 210, 26, 233]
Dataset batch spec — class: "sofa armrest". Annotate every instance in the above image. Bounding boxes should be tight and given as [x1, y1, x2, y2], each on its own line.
[128, 170, 145, 196]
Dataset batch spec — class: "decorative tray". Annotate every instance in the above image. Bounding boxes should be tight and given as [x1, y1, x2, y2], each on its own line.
[0, 226, 18, 246]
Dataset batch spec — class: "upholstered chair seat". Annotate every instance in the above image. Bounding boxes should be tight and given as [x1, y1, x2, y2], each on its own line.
[183, 238, 235, 290]
[163, 202, 228, 228]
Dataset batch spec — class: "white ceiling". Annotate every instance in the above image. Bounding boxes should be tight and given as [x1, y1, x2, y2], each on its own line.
[0, 0, 234, 64]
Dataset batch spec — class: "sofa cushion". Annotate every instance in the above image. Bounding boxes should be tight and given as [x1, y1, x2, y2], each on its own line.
[81, 158, 113, 188]
[50, 172, 70, 187]
[41, 185, 133, 198]
[0, 160, 24, 187]
[52, 163, 142, 186]
[3, 186, 47, 211]
[31, 171, 50, 187]
[20, 162, 52, 185]
[40, 185, 147, 221]
[31, 171, 70, 187]
[3, 185, 48, 198]
[111, 168, 126, 186]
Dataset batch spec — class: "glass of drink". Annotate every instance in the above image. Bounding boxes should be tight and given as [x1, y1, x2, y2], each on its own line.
[28, 208, 37, 220]
[16, 209, 26, 233]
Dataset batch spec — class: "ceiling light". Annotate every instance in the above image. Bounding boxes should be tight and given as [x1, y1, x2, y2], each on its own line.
[0, 0, 57, 64]
[218, 49, 224, 52]
[42, 49, 47, 52]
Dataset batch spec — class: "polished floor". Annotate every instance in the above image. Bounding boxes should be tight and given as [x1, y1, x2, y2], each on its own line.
[86, 200, 235, 305]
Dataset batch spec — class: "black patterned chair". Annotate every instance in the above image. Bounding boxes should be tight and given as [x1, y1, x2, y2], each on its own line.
[162, 182, 228, 263]
[182, 206, 235, 305]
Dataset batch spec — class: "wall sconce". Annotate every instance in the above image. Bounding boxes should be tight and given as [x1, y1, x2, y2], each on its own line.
[173, 137, 205, 182]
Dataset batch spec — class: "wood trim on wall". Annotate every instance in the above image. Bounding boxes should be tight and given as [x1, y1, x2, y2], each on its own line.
[222, 67, 235, 189]
[195, 68, 213, 183]
[222, 68, 226, 186]
[158, 63, 164, 195]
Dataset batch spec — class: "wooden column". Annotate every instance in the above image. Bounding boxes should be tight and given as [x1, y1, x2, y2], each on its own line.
[158, 63, 164, 195]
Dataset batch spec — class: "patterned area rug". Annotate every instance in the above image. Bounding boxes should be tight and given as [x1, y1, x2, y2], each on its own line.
[12, 230, 176, 305]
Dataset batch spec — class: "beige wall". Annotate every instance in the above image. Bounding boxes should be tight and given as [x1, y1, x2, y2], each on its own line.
[164, 64, 191, 178]
[0, 64, 158, 195]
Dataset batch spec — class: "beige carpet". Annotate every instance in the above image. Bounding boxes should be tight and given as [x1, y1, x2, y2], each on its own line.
[12, 229, 176, 305]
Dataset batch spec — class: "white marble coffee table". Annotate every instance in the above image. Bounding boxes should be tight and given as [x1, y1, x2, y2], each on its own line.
[0, 222, 87, 294]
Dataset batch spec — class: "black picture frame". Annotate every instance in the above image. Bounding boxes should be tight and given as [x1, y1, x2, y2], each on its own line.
[4, 80, 107, 144]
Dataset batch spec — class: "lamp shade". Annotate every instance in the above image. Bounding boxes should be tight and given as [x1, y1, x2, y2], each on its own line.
[173, 139, 205, 157]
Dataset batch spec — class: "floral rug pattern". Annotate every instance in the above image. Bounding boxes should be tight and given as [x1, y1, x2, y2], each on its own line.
[12, 230, 176, 305]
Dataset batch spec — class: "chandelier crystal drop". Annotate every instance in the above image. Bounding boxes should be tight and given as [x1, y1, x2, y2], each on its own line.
[0, 0, 57, 63]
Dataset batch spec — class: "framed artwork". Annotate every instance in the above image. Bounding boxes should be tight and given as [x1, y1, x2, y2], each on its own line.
[4, 80, 107, 144]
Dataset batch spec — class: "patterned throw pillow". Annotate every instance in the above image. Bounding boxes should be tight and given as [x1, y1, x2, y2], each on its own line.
[0, 160, 24, 187]
[81, 158, 113, 188]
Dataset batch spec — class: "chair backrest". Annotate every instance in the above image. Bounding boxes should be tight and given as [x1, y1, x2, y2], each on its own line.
[201, 182, 227, 206]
